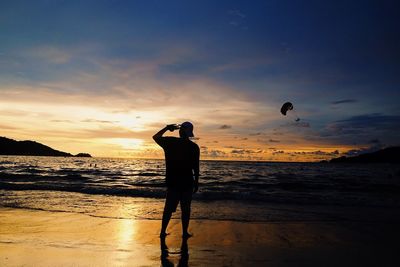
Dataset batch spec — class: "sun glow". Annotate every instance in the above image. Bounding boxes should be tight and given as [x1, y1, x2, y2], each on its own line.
[107, 138, 144, 150]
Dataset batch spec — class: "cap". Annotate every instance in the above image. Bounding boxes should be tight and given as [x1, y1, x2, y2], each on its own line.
[180, 121, 194, 137]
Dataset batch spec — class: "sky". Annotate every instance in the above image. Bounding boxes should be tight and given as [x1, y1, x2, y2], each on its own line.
[0, 0, 399, 161]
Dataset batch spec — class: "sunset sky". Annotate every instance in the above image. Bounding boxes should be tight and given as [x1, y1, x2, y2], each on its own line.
[1, 0, 399, 161]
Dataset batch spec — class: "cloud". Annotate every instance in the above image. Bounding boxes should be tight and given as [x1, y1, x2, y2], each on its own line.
[330, 99, 357, 105]
[288, 122, 310, 128]
[26, 46, 72, 64]
[249, 132, 262, 136]
[231, 149, 262, 154]
[227, 9, 247, 30]
[0, 109, 28, 117]
[343, 144, 384, 157]
[335, 113, 400, 128]
[0, 55, 258, 132]
[225, 145, 241, 149]
[0, 124, 18, 129]
[201, 148, 226, 158]
[289, 150, 339, 156]
[269, 139, 280, 143]
[326, 114, 400, 136]
[81, 119, 119, 124]
[50, 119, 73, 123]
[313, 113, 400, 149]
[219, 124, 232, 129]
[228, 10, 246, 18]
[78, 128, 143, 140]
[272, 150, 285, 155]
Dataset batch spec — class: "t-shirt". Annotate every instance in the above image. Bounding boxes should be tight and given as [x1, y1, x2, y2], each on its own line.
[155, 137, 200, 189]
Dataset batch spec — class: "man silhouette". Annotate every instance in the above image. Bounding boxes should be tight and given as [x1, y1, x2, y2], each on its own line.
[153, 121, 200, 238]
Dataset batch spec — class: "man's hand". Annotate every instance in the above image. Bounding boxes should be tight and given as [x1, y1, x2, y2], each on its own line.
[193, 182, 199, 194]
[153, 124, 178, 141]
[166, 124, 179, 132]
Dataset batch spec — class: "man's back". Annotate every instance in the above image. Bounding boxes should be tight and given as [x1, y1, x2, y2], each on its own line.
[155, 137, 200, 189]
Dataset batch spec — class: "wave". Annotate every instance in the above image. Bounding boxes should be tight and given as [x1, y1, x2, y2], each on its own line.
[0, 172, 90, 182]
[1, 181, 399, 207]
[1, 169, 400, 194]
[0, 182, 166, 198]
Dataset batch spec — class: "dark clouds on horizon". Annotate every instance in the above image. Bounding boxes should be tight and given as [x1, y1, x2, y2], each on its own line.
[318, 113, 400, 146]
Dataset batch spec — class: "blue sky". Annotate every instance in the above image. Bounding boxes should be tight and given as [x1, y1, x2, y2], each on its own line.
[0, 0, 399, 160]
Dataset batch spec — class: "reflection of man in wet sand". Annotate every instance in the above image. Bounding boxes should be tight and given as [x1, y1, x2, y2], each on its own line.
[160, 237, 189, 267]
[153, 122, 200, 238]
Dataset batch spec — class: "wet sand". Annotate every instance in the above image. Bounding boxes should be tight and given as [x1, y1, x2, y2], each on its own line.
[0, 207, 399, 266]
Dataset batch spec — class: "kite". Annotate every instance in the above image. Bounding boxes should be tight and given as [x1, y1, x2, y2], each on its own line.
[281, 102, 300, 121]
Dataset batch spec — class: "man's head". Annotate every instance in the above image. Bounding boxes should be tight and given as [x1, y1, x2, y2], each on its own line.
[179, 121, 194, 138]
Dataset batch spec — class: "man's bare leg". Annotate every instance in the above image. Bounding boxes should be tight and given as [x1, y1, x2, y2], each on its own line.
[181, 203, 192, 238]
[160, 210, 172, 238]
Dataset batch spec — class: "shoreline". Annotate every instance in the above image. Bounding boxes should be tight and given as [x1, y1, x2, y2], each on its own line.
[1, 207, 399, 266]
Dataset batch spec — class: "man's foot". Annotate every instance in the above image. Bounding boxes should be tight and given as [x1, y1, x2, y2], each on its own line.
[160, 232, 169, 238]
[182, 232, 192, 239]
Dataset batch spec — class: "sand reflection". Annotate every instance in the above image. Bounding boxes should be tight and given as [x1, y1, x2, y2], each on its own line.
[117, 219, 136, 249]
[115, 204, 138, 255]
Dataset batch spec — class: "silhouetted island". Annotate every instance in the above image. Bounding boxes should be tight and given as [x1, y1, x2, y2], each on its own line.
[330, 146, 400, 163]
[0, 137, 92, 157]
[74, 153, 92, 157]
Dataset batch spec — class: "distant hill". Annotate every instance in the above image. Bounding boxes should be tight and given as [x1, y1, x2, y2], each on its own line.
[330, 146, 400, 163]
[0, 137, 91, 157]
[74, 153, 92, 158]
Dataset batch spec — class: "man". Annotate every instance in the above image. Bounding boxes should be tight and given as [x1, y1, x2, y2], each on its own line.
[153, 121, 200, 238]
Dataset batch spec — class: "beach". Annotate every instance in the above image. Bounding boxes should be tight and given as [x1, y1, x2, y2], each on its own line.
[1, 157, 400, 266]
[1, 207, 399, 267]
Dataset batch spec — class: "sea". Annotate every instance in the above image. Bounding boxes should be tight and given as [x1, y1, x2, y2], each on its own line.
[1, 156, 400, 222]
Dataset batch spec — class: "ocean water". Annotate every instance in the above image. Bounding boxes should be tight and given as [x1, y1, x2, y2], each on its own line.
[1, 156, 400, 222]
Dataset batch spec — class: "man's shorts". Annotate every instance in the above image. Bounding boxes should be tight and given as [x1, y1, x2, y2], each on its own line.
[164, 188, 193, 213]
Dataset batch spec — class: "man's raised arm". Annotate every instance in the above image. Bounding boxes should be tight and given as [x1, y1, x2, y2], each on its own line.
[152, 126, 169, 141]
[153, 124, 178, 145]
